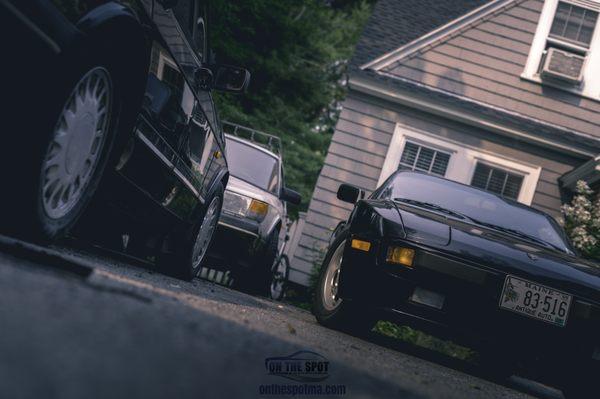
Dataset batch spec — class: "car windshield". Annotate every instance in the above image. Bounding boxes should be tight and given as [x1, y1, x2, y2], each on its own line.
[378, 172, 571, 253]
[226, 137, 279, 194]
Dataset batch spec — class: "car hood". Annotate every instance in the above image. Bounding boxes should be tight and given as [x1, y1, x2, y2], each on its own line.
[394, 204, 600, 303]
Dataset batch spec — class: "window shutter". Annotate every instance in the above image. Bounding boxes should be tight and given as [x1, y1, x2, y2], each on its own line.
[471, 163, 524, 200]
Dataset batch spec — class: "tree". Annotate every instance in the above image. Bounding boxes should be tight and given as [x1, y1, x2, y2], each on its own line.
[209, 0, 373, 216]
[561, 180, 600, 259]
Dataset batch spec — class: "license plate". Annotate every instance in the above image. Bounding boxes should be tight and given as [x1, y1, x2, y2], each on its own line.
[499, 276, 572, 327]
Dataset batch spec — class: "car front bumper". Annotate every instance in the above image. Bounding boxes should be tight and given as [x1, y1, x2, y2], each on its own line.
[338, 236, 600, 367]
[209, 213, 264, 268]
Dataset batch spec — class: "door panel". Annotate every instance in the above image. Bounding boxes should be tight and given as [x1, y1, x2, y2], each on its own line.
[153, 1, 226, 222]
[118, 34, 199, 222]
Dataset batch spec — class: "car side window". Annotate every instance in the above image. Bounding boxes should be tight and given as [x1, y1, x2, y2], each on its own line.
[173, 0, 207, 62]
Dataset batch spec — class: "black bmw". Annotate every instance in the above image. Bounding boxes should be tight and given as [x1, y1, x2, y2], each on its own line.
[314, 171, 599, 398]
[1, 0, 250, 280]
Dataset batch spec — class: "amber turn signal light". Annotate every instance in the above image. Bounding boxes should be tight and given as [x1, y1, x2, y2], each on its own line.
[386, 247, 415, 267]
[351, 238, 371, 252]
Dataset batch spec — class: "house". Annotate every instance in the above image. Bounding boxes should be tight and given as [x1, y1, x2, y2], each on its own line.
[287, 0, 600, 287]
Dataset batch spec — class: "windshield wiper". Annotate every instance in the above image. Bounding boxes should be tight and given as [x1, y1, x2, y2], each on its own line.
[469, 219, 563, 252]
[393, 198, 472, 221]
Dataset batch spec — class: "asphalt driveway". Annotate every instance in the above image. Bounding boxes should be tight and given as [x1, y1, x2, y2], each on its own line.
[0, 236, 564, 399]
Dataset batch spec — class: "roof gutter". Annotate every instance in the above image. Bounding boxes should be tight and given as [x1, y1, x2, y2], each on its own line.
[348, 75, 597, 158]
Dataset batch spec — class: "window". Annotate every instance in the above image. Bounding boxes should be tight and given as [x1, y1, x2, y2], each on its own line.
[470, 163, 524, 200]
[523, 0, 600, 99]
[550, 2, 598, 47]
[398, 141, 450, 176]
[378, 125, 541, 205]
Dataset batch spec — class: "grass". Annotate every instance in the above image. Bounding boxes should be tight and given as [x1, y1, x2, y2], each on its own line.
[373, 320, 476, 362]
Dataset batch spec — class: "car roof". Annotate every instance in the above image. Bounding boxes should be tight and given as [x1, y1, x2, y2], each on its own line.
[225, 134, 280, 160]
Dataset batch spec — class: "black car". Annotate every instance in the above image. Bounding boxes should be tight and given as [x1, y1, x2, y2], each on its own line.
[314, 171, 599, 398]
[1, 0, 249, 280]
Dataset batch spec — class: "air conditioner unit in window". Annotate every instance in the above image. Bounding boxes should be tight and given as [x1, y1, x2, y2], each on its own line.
[541, 48, 585, 85]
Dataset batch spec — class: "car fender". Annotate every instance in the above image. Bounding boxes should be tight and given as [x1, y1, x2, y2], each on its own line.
[77, 2, 143, 31]
[205, 169, 230, 203]
[75, 2, 148, 60]
[75, 2, 151, 149]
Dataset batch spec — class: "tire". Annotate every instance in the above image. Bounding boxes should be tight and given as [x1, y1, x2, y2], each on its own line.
[9, 59, 119, 242]
[158, 182, 224, 281]
[234, 229, 279, 296]
[269, 254, 289, 301]
[313, 229, 377, 336]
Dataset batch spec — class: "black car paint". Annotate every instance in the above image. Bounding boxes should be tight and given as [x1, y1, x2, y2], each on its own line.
[4, 0, 229, 233]
[344, 198, 600, 304]
[336, 173, 599, 377]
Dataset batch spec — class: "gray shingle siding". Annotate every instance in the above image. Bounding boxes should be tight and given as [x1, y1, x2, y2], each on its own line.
[382, 0, 600, 142]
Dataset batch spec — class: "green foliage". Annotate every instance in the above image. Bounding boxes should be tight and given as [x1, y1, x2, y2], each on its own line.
[374, 321, 476, 361]
[210, 0, 373, 215]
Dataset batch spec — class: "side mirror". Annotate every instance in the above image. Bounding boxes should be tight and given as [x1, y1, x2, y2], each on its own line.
[213, 64, 251, 93]
[337, 184, 364, 204]
[157, 0, 178, 10]
[280, 187, 302, 205]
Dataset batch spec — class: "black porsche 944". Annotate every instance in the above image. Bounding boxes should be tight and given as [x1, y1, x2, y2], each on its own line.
[314, 171, 599, 398]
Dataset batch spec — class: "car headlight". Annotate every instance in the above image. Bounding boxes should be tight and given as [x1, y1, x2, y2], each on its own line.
[248, 199, 269, 222]
[386, 246, 415, 268]
[223, 191, 252, 217]
[223, 191, 269, 222]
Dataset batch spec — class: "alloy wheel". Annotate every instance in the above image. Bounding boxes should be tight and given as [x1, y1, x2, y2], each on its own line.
[191, 196, 221, 273]
[322, 239, 345, 311]
[270, 256, 288, 300]
[41, 67, 112, 220]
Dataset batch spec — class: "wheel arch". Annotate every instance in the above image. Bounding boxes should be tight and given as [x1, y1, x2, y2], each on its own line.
[76, 3, 151, 138]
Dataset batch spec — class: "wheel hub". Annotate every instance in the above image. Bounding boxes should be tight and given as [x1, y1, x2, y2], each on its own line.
[41, 67, 111, 220]
[192, 196, 221, 272]
[322, 240, 345, 311]
[65, 111, 96, 175]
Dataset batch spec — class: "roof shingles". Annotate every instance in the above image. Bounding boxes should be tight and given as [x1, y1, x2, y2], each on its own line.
[351, 0, 490, 68]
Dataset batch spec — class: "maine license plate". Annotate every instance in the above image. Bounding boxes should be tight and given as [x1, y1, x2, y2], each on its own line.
[499, 276, 572, 327]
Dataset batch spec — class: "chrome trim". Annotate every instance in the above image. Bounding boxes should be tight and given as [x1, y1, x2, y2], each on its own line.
[136, 130, 204, 202]
[218, 221, 259, 238]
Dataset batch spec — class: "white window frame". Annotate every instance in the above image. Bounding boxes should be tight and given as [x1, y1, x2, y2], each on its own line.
[157, 50, 178, 80]
[397, 140, 453, 175]
[378, 124, 542, 205]
[522, 0, 600, 100]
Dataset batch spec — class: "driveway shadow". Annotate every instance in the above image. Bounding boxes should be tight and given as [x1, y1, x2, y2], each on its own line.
[364, 330, 564, 399]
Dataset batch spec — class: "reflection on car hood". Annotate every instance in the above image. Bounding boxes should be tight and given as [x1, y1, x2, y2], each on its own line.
[394, 204, 600, 303]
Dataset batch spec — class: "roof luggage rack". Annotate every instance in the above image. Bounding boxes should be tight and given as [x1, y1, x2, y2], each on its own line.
[222, 121, 282, 156]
